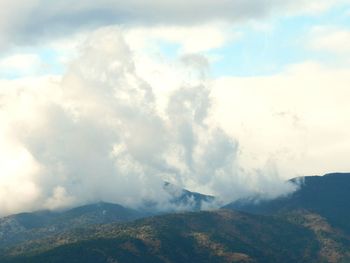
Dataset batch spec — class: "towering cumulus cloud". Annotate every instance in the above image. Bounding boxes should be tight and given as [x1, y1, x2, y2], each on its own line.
[0, 28, 295, 216]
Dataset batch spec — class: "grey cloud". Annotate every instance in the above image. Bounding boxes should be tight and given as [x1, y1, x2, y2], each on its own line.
[0, 0, 341, 50]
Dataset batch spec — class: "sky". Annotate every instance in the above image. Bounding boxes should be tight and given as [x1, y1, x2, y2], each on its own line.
[0, 0, 350, 216]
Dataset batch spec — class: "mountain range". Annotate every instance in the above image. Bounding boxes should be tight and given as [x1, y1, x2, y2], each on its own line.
[0, 183, 213, 251]
[226, 172, 350, 234]
[1, 173, 350, 262]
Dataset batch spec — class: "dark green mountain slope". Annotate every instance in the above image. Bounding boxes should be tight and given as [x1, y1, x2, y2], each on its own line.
[0, 202, 144, 250]
[2, 210, 335, 263]
[225, 173, 350, 234]
[2, 173, 350, 263]
[0, 185, 215, 250]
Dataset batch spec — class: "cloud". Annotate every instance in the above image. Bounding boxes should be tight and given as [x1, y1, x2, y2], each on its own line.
[284, 0, 347, 14]
[0, 28, 295, 216]
[0, 0, 345, 50]
[308, 26, 350, 55]
[0, 53, 43, 77]
[125, 24, 238, 54]
[212, 61, 350, 179]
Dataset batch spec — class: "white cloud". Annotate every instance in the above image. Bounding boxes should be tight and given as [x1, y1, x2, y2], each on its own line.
[212, 61, 350, 179]
[125, 23, 238, 54]
[0, 0, 347, 216]
[285, 0, 347, 14]
[0, 28, 295, 216]
[0, 54, 43, 77]
[308, 27, 350, 55]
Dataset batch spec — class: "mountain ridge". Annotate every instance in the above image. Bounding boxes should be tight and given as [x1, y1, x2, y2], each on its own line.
[1, 209, 330, 263]
[0, 184, 215, 250]
[1, 172, 350, 262]
[225, 172, 350, 234]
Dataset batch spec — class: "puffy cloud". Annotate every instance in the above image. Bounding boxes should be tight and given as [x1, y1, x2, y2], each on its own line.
[0, 28, 294, 216]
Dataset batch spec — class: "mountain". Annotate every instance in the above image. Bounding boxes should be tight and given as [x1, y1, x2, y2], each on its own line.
[225, 172, 350, 234]
[2, 173, 350, 262]
[0, 202, 146, 250]
[2, 209, 343, 263]
[163, 182, 216, 211]
[0, 185, 215, 251]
